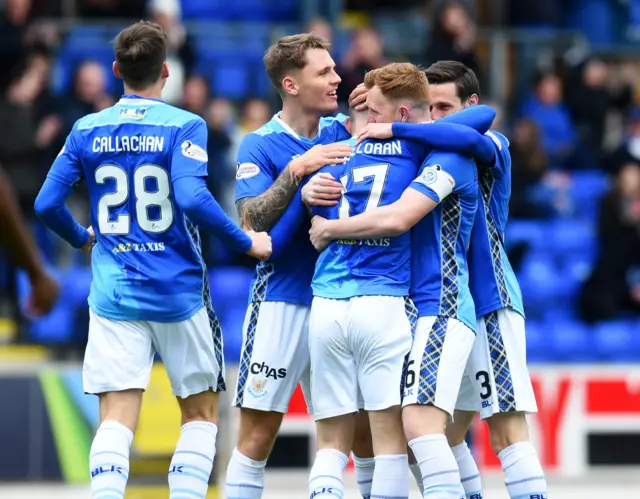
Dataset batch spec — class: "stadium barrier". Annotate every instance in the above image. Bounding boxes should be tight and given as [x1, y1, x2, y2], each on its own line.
[1, 363, 639, 483]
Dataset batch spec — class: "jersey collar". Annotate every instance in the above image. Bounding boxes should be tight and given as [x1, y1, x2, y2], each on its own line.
[119, 94, 165, 106]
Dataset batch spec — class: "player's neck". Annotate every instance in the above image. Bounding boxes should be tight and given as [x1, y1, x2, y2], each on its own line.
[123, 84, 164, 101]
[279, 102, 321, 139]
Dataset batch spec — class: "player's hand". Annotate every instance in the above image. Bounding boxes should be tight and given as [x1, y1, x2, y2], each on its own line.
[309, 216, 332, 252]
[349, 83, 368, 111]
[26, 270, 60, 317]
[246, 230, 272, 260]
[355, 123, 393, 145]
[302, 173, 343, 207]
[81, 226, 95, 252]
[290, 143, 353, 178]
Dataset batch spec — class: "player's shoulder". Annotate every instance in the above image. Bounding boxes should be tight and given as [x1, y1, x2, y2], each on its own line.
[485, 130, 510, 151]
[319, 112, 349, 130]
[424, 149, 473, 167]
[319, 113, 350, 140]
[150, 103, 205, 128]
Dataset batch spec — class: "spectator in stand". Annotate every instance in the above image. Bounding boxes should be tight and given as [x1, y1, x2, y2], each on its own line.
[149, 0, 195, 105]
[337, 27, 388, 106]
[521, 73, 577, 170]
[76, 0, 146, 19]
[605, 106, 640, 176]
[580, 163, 640, 322]
[182, 75, 209, 116]
[0, 49, 58, 215]
[306, 17, 333, 45]
[564, 58, 634, 168]
[205, 98, 237, 215]
[426, 1, 481, 82]
[239, 98, 270, 134]
[0, 0, 33, 93]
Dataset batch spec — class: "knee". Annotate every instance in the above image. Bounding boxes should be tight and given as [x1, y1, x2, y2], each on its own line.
[445, 410, 475, 447]
[179, 392, 218, 424]
[237, 413, 281, 460]
[487, 413, 529, 455]
[402, 405, 449, 442]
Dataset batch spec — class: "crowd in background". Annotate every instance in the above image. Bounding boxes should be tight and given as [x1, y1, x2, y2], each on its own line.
[1, 0, 640, 345]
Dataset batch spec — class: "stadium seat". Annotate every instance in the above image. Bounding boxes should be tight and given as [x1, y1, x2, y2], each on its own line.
[548, 320, 595, 362]
[212, 62, 250, 99]
[525, 320, 551, 363]
[548, 219, 595, 256]
[222, 304, 247, 363]
[593, 320, 640, 361]
[505, 220, 547, 252]
[570, 170, 610, 219]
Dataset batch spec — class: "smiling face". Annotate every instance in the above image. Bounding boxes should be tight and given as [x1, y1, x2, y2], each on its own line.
[289, 48, 341, 113]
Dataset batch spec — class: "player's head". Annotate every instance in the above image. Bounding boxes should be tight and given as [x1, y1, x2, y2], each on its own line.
[424, 60, 480, 120]
[112, 21, 169, 93]
[264, 33, 339, 113]
[363, 62, 430, 124]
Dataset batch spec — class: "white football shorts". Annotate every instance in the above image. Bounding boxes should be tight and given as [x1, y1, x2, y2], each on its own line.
[456, 307, 538, 419]
[402, 315, 475, 417]
[309, 295, 416, 421]
[232, 301, 312, 413]
[83, 306, 224, 398]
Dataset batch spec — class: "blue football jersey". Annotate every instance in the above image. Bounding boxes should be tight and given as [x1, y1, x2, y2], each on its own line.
[235, 113, 350, 305]
[311, 137, 428, 299]
[468, 131, 524, 318]
[46, 95, 217, 322]
[410, 150, 478, 331]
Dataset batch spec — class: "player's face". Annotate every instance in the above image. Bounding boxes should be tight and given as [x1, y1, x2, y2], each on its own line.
[365, 86, 403, 124]
[295, 48, 341, 113]
[429, 82, 464, 120]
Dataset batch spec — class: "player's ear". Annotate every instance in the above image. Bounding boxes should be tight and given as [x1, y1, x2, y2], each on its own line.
[468, 94, 479, 106]
[398, 105, 410, 123]
[161, 61, 170, 80]
[112, 61, 121, 80]
[282, 75, 299, 97]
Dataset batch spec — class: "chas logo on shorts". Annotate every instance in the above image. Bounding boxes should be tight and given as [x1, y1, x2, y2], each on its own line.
[250, 361, 287, 379]
[236, 162, 260, 180]
[181, 140, 208, 162]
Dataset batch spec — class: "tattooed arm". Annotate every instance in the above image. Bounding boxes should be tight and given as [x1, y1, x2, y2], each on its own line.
[236, 164, 301, 232]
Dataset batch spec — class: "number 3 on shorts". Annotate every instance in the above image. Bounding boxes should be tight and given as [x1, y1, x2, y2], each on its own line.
[476, 370, 492, 400]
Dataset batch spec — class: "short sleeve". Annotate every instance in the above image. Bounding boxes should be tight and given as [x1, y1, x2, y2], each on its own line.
[235, 133, 277, 201]
[47, 121, 84, 187]
[410, 151, 474, 203]
[171, 118, 209, 181]
[485, 131, 511, 179]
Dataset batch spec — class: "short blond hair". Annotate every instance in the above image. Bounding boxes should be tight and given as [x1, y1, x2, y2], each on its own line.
[364, 63, 429, 104]
[263, 33, 331, 91]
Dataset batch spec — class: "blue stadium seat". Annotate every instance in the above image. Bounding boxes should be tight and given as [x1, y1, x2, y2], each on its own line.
[549, 320, 595, 362]
[222, 304, 247, 363]
[570, 171, 610, 219]
[505, 220, 546, 252]
[548, 220, 595, 256]
[525, 321, 550, 363]
[593, 320, 640, 361]
[212, 61, 250, 98]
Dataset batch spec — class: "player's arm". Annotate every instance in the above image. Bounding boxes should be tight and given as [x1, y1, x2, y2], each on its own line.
[268, 190, 308, 260]
[311, 151, 472, 242]
[392, 106, 496, 164]
[34, 126, 92, 249]
[235, 137, 352, 232]
[172, 119, 270, 258]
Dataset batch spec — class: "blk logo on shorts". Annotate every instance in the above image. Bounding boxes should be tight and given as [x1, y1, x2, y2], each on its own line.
[91, 465, 125, 477]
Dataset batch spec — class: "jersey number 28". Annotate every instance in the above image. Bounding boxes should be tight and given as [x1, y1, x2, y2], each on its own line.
[338, 163, 389, 219]
[96, 164, 173, 235]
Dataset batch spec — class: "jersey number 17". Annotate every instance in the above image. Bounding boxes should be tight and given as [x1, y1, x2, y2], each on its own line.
[338, 163, 389, 219]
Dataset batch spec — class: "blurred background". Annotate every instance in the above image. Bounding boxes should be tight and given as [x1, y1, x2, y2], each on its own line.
[1, 0, 640, 494]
